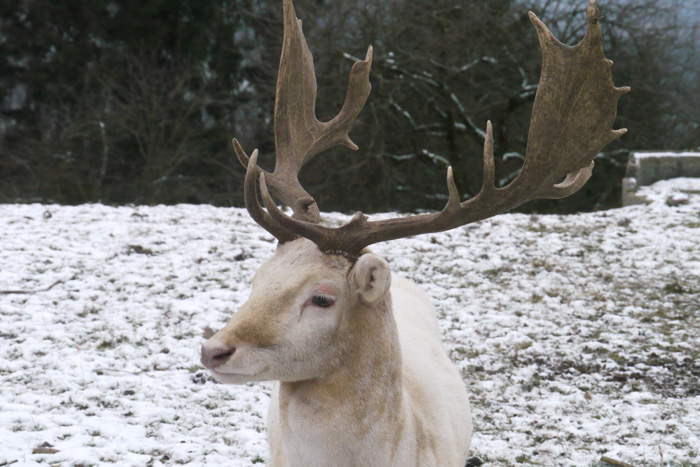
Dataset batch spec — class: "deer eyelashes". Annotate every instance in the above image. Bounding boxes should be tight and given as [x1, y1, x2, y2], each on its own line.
[310, 294, 336, 308]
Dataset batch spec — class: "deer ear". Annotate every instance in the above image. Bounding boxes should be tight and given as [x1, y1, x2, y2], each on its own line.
[350, 254, 391, 307]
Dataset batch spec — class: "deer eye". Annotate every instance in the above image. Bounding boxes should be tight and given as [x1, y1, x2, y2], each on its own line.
[311, 294, 335, 308]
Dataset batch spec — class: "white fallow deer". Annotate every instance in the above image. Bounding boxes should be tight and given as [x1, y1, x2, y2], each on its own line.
[200, 0, 628, 465]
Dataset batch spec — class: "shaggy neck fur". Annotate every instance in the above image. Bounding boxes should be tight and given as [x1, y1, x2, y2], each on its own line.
[277, 294, 407, 466]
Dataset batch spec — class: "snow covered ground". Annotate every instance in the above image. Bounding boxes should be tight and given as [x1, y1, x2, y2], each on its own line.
[1, 178, 699, 466]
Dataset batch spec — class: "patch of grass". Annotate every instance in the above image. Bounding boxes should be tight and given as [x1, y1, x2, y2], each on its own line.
[97, 335, 128, 350]
[617, 218, 632, 227]
[127, 244, 155, 255]
[97, 340, 115, 350]
[77, 305, 99, 317]
[97, 399, 120, 409]
[223, 436, 238, 446]
[663, 277, 696, 294]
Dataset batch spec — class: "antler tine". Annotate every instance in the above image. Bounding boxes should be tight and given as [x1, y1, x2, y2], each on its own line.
[234, 0, 372, 225]
[480, 120, 496, 194]
[248, 0, 628, 258]
[244, 150, 298, 244]
[235, 137, 320, 223]
[233, 138, 251, 169]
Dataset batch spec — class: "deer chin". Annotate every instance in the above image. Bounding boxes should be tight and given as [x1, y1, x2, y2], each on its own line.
[209, 368, 270, 385]
[209, 345, 274, 384]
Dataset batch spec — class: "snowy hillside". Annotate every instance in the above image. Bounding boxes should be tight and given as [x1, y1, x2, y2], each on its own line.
[1, 178, 699, 466]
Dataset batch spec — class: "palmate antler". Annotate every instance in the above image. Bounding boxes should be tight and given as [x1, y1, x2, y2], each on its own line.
[242, 0, 629, 259]
[234, 0, 372, 229]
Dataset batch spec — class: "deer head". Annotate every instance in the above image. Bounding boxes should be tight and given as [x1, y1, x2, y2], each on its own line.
[201, 238, 392, 383]
[201, 0, 628, 383]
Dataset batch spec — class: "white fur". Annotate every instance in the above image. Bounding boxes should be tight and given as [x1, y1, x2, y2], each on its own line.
[202, 239, 472, 466]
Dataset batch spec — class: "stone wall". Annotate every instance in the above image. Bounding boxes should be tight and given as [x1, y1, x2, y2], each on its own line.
[622, 152, 700, 206]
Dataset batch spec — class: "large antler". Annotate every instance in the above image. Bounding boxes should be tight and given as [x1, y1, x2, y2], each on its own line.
[235, 0, 372, 226]
[246, 0, 629, 259]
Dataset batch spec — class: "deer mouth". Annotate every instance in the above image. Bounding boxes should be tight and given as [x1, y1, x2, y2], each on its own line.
[210, 365, 271, 384]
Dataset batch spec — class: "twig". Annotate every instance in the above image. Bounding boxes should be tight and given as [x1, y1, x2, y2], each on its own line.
[0, 279, 65, 295]
[93, 367, 143, 375]
[601, 456, 636, 467]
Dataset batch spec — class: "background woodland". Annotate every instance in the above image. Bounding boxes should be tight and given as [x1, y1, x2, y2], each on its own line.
[1, 0, 698, 213]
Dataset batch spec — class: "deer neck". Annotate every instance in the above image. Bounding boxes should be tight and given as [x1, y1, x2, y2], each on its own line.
[277, 294, 406, 465]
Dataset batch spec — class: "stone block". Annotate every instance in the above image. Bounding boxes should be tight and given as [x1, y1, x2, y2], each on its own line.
[622, 152, 700, 206]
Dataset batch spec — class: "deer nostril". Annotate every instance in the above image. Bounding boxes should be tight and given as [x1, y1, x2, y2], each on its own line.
[213, 349, 235, 361]
[201, 345, 236, 369]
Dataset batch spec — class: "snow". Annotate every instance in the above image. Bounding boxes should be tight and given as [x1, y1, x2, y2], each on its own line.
[1, 178, 699, 466]
[633, 151, 700, 159]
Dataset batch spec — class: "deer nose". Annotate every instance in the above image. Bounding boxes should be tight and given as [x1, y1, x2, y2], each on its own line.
[200, 344, 236, 369]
